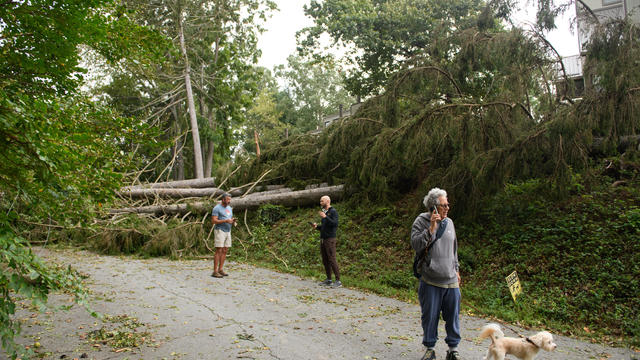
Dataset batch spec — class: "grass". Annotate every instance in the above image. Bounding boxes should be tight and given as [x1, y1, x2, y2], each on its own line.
[459, 178, 640, 347]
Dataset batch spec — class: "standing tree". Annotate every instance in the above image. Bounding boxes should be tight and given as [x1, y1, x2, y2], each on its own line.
[299, 0, 483, 97]
[177, 1, 205, 178]
[276, 55, 354, 132]
[0, 0, 164, 357]
[101, 0, 276, 180]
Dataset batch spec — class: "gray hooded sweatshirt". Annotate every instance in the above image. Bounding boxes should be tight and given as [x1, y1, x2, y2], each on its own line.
[410, 212, 459, 287]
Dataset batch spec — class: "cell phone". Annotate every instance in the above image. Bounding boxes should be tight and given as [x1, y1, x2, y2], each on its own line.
[308, 221, 314, 225]
[433, 205, 439, 215]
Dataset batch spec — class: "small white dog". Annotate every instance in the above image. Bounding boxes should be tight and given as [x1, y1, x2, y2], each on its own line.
[479, 323, 557, 360]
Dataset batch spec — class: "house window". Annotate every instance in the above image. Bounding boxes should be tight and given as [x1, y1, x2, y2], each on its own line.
[602, 0, 621, 6]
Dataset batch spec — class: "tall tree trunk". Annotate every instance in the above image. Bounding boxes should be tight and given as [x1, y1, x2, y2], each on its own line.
[254, 129, 261, 157]
[205, 125, 215, 176]
[202, 39, 220, 177]
[178, 13, 204, 179]
[198, 81, 216, 178]
[170, 104, 185, 181]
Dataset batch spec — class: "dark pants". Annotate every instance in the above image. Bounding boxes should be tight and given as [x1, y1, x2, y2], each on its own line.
[320, 237, 340, 281]
[418, 281, 461, 348]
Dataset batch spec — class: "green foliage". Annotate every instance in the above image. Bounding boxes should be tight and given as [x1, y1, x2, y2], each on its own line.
[462, 177, 640, 346]
[99, 0, 276, 179]
[300, 0, 484, 96]
[257, 204, 288, 226]
[36, 215, 215, 260]
[233, 17, 640, 221]
[275, 55, 355, 132]
[0, 231, 93, 359]
[0, 0, 165, 356]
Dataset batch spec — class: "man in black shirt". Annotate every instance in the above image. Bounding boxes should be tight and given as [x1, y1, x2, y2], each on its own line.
[311, 195, 341, 288]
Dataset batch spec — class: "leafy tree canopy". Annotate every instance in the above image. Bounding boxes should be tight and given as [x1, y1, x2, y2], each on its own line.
[275, 54, 354, 132]
[299, 0, 484, 97]
[232, 11, 639, 217]
[97, 0, 277, 180]
[0, 0, 165, 357]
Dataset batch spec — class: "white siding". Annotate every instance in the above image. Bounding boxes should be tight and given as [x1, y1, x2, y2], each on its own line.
[628, 0, 640, 22]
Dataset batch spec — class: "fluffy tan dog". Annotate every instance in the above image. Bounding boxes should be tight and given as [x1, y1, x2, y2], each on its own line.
[479, 323, 557, 360]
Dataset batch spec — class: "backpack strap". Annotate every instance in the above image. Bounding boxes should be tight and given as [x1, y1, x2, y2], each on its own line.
[413, 216, 448, 278]
[427, 217, 448, 252]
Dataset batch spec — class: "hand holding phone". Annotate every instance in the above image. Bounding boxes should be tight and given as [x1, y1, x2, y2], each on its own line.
[430, 205, 441, 231]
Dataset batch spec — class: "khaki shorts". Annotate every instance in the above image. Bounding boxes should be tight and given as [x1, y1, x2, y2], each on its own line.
[214, 229, 232, 248]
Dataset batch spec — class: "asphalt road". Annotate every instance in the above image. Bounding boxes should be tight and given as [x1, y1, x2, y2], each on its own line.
[5, 248, 637, 360]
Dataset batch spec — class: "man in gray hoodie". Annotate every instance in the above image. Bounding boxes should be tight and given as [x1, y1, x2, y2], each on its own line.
[411, 188, 461, 360]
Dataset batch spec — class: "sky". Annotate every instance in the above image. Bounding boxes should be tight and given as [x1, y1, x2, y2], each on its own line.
[256, 1, 315, 70]
[256, 0, 580, 71]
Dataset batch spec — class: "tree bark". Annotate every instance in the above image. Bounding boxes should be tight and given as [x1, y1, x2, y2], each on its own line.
[228, 185, 288, 197]
[118, 187, 226, 199]
[202, 38, 221, 177]
[120, 185, 289, 200]
[123, 177, 218, 190]
[170, 104, 185, 181]
[254, 129, 261, 157]
[203, 98, 215, 177]
[110, 185, 345, 215]
[178, 12, 204, 179]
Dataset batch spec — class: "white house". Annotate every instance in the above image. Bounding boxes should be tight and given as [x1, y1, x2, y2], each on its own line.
[577, 0, 640, 53]
[556, 0, 640, 98]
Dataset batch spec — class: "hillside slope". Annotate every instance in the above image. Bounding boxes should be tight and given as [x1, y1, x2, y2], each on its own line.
[228, 175, 639, 348]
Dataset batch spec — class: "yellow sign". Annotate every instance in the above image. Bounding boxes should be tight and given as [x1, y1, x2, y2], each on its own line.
[505, 271, 522, 302]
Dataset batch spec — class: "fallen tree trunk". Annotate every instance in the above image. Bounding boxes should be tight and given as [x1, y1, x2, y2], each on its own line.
[110, 185, 344, 216]
[228, 184, 286, 197]
[123, 177, 217, 190]
[119, 185, 288, 199]
[235, 187, 292, 198]
[118, 187, 225, 199]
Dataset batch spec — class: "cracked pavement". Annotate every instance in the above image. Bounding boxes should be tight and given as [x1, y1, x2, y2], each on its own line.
[4, 248, 637, 360]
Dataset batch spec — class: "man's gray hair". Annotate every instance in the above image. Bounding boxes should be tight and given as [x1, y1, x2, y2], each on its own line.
[423, 188, 447, 210]
[222, 193, 232, 199]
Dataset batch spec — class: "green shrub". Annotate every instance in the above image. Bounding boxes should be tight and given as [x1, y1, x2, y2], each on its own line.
[258, 204, 288, 226]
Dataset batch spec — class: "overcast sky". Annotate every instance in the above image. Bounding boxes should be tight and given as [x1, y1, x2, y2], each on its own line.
[256, 0, 580, 71]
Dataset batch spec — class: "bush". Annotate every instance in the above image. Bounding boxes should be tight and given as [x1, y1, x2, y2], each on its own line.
[258, 204, 288, 226]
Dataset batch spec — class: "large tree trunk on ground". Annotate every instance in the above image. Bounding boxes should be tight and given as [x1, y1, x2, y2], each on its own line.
[110, 185, 344, 216]
[118, 186, 290, 199]
[227, 185, 286, 197]
[179, 14, 204, 179]
[227, 184, 285, 196]
[118, 187, 226, 199]
[123, 177, 217, 190]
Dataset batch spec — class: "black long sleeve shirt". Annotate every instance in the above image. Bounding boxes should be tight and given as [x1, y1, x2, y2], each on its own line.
[316, 206, 338, 239]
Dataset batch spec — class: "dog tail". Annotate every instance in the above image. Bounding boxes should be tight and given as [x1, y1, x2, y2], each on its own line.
[479, 323, 504, 344]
